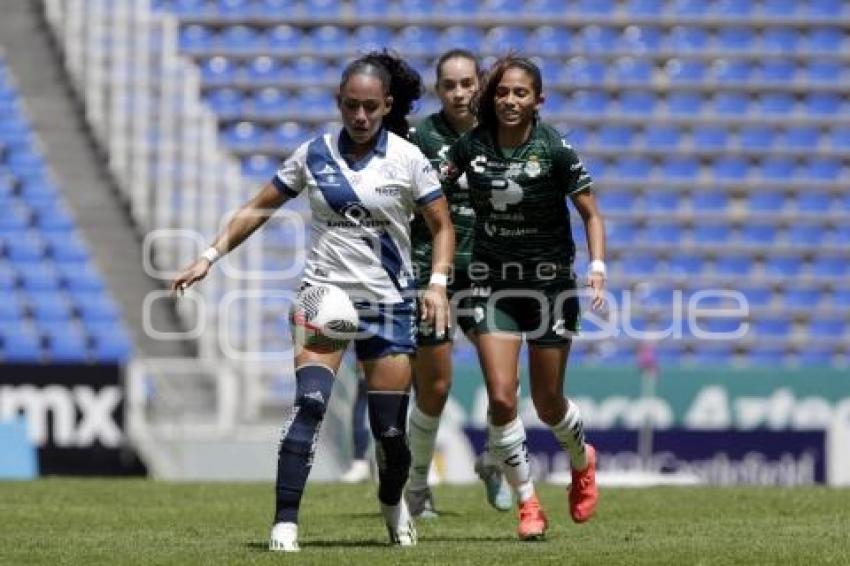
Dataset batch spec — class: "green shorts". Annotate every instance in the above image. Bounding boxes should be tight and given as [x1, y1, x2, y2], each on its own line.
[469, 279, 581, 345]
[416, 269, 477, 347]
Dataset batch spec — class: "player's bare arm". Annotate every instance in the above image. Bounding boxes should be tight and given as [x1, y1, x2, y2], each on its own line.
[419, 195, 454, 336]
[570, 188, 606, 310]
[170, 182, 289, 294]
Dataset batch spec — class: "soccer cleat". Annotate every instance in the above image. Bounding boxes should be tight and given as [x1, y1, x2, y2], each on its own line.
[340, 459, 371, 483]
[381, 500, 418, 547]
[268, 522, 300, 552]
[569, 443, 598, 523]
[474, 454, 512, 512]
[405, 485, 439, 519]
[517, 494, 548, 541]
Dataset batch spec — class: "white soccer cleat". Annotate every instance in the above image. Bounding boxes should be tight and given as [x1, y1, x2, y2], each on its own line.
[380, 500, 418, 547]
[475, 453, 513, 512]
[405, 485, 439, 519]
[269, 522, 300, 552]
[340, 459, 371, 483]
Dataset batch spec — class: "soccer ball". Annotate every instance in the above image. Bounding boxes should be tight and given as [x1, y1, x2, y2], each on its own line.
[290, 284, 359, 349]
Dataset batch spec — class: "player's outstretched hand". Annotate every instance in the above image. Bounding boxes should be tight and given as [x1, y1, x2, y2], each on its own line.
[170, 259, 211, 296]
[588, 272, 606, 311]
[420, 285, 450, 338]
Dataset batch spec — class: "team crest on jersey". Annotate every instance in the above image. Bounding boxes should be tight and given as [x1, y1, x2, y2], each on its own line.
[471, 155, 487, 173]
[380, 162, 404, 180]
[525, 156, 542, 178]
[340, 202, 371, 223]
[316, 163, 338, 185]
[506, 162, 523, 179]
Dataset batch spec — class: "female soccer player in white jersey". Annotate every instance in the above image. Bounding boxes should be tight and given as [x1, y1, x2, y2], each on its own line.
[405, 49, 511, 518]
[171, 51, 455, 552]
[440, 55, 606, 540]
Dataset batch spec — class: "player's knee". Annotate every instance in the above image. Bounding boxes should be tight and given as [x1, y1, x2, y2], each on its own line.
[488, 392, 518, 424]
[532, 396, 566, 426]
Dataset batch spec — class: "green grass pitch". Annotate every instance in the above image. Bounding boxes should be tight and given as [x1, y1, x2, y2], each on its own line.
[1, 480, 848, 565]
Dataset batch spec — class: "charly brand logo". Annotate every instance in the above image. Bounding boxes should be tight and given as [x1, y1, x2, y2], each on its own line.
[0, 385, 122, 448]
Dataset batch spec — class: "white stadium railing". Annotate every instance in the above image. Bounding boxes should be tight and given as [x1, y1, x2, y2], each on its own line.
[42, 0, 325, 467]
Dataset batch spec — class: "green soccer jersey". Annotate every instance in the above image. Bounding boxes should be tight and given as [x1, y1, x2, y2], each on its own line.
[447, 120, 593, 287]
[408, 112, 475, 288]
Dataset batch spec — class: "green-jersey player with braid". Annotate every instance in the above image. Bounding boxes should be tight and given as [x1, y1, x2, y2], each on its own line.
[405, 50, 510, 518]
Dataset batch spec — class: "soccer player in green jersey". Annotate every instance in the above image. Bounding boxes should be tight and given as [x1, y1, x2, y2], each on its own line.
[441, 55, 606, 540]
[405, 50, 511, 518]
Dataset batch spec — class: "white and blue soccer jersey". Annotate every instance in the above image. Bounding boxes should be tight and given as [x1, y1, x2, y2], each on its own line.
[272, 128, 443, 305]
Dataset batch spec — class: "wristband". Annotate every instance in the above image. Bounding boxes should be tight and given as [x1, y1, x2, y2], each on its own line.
[588, 259, 607, 278]
[429, 272, 448, 287]
[201, 246, 222, 265]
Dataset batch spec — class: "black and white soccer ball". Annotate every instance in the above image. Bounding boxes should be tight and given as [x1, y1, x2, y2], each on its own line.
[290, 284, 359, 349]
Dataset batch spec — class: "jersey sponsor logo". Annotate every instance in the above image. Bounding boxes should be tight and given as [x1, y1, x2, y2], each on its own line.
[340, 202, 372, 223]
[525, 156, 542, 178]
[471, 154, 487, 173]
[484, 221, 538, 237]
[506, 162, 523, 179]
[489, 178, 524, 211]
[375, 186, 400, 197]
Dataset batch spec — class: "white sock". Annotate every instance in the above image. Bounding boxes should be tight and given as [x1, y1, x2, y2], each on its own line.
[549, 398, 588, 470]
[489, 417, 535, 502]
[407, 404, 439, 490]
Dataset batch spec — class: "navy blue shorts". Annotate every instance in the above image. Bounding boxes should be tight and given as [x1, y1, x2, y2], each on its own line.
[352, 299, 416, 360]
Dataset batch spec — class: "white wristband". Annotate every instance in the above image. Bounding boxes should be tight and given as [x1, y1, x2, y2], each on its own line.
[429, 272, 448, 287]
[588, 259, 607, 278]
[201, 246, 222, 265]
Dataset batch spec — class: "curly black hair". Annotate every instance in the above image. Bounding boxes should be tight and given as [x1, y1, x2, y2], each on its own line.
[473, 54, 542, 131]
[339, 50, 423, 137]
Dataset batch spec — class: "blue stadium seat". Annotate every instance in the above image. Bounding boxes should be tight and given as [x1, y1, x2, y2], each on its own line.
[439, 26, 483, 53]
[483, 26, 529, 53]
[571, 90, 610, 115]
[784, 288, 824, 310]
[612, 156, 652, 179]
[618, 25, 663, 52]
[170, 0, 208, 15]
[1, 330, 42, 361]
[597, 190, 637, 213]
[45, 233, 90, 262]
[542, 91, 567, 113]
[693, 223, 732, 244]
[802, 158, 841, 181]
[215, 0, 253, 15]
[743, 346, 788, 367]
[352, 0, 391, 16]
[760, 27, 800, 53]
[667, 26, 709, 52]
[293, 88, 334, 117]
[806, 93, 843, 116]
[804, 27, 845, 53]
[712, 156, 749, 179]
[644, 125, 681, 149]
[644, 193, 680, 213]
[831, 289, 850, 308]
[644, 222, 683, 243]
[626, 0, 664, 15]
[619, 91, 655, 115]
[662, 157, 699, 180]
[482, 0, 517, 14]
[523, 0, 563, 15]
[606, 221, 639, 243]
[0, 261, 15, 291]
[47, 328, 90, 363]
[241, 154, 278, 180]
[179, 24, 215, 52]
[244, 56, 285, 83]
[738, 126, 775, 150]
[668, 255, 704, 277]
[265, 25, 305, 51]
[576, 0, 615, 14]
[764, 256, 803, 278]
[75, 293, 121, 323]
[796, 193, 832, 213]
[713, 0, 755, 16]
[666, 58, 706, 83]
[804, 59, 842, 84]
[0, 292, 25, 321]
[16, 261, 61, 292]
[526, 26, 570, 56]
[810, 257, 845, 278]
[394, 26, 439, 55]
[711, 59, 752, 83]
[619, 254, 659, 277]
[59, 263, 106, 292]
[560, 57, 606, 86]
[757, 60, 797, 83]
[597, 125, 635, 149]
[825, 226, 850, 247]
[29, 292, 73, 322]
[753, 317, 793, 338]
[91, 330, 133, 362]
[797, 347, 836, 367]
[353, 26, 394, 52]
[270, 122, 308, 151]
[250, 87, 288, 116]
[715, 27, 754, 51]
[746, 192, 786, 213]
[578, 25, 619, 53]
[613, 57, 653, 84]
[671, 0, 706, 15]
[761, 0, 798, 15]
[5, 233, 46, 262]
[712, 92, 750, 116]
[398, 0, 438, 15]
[714, 255, 752, 277]
[204, 88, 244, 117]
[759, 157, 796, 180]
[758, 93, 796, 115]
[690, 344, 737, 367]
[691, 192, 729, 212]
[303, 0, 342, 16]
[200, 56, 238, 85]
[307, 25, 350, 55]
[221, 121, 264, 150]
[807, 0, 845, 16]
[739, 286, 772, 307]
[785, 224, 827, 247]
[782, 126, 820, 150]
[740, 224, 777, 245]
[667, 92, 703, 115]
[692, 126, 728, 150]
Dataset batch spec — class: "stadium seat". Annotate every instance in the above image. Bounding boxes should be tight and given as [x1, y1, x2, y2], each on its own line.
[59, 263, 106, 292]
[690, 192, 729, 212]
[760, 27, 800, 53]
[804, 27, 845, 53]
[439, 26, 484, 53]
[626, 0, 664, 16]
[1, 330, 42, 361]
[353, 26, 394, 52]
[619, 91, 656, 115]
[666, 93, 703, 115]
[764, 256, 803, 278]
[662, 157, 699, 180]
[715, 27, 754, 51]
[693, 223, 732, 245]
[270, 122, 308, 151]
[75, 293, 121, 323]
[219, 25, 263, 52]
[667, 26, 709, 52]
[398, 0, 438, 15]
[803, 59, 842, 84]
[782, 126, 820, 150]
[596, 125, 635, 149]
[200, 56, 238, 85]
[571, 90, 610, 115]
[797, 347, 836, 367]
[484, 26, 531, 53]
[739, 286, 773, 308]
[743, 346, 788, 367]
[45, 233, 90, 262]
[746, 192, 786, 213]
[241, 154, 278, 180]
[597, 190, 637, 213]
[807, 0, 845, 16]
[740, 224, 777, 245]
[91, 331, 133, 362]
[29, 292, 74, 322]
[215, 0, 253, 15]
[802, 158, 841, 181]
[613, 57, 653, 84]
[528, 26, 571, 55]
[307, 26, 350, 55]
[618, 25, 663, 53]
[713, 0, 755, 16]
[693, 126, 728, 150]
[690, 345, 737, 367]
[251, 87, 289, 116]
[244, 56, 285, 83]
[831, 289, 850, 308]
[265, 25, 305, 51]
[606, 221, 639, 244]
[221, 121, 264, 150]
[352, 0, 391, 16]
[784, 288, 823, 310]
[561, 57, 606, 87]
[394, 26, 439, 55]
[738, 126, 776, 150]
[578, 25, 619, 54]
[644, 125, 681, 150]
[757, 60, 797, 83]
[666, 58, 706, 83]
[644, 193, 680, 214]
[796, 193, 832, 213]
[47, 328, 90, 363]
[714, 255, 752, 277]
[712, 156, 749, 179]
[178, 24, 214, 53]
[758, 93, 797, 116]
[753, 317, 793, 338]
[810, 257, 846, 278]
[785, 224, 827, 247]
[204, 88, 245, 117]
[759, 157, 796, 180]
[806, 93, 843, 116]
[712, 92, 751, 116]
[668, 255, 705, 277]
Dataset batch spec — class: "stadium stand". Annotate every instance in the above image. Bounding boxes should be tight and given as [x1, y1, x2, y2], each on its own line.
[0, 56, 132, 364]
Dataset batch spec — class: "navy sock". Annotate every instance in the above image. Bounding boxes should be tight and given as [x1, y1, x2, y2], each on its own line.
[352, 377, 370, 460]
[368, 391, 411, 506]
[274, 364, 334, 524]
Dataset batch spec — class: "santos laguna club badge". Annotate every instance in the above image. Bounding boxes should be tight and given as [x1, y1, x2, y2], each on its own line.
[525, 155, 541, 178]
